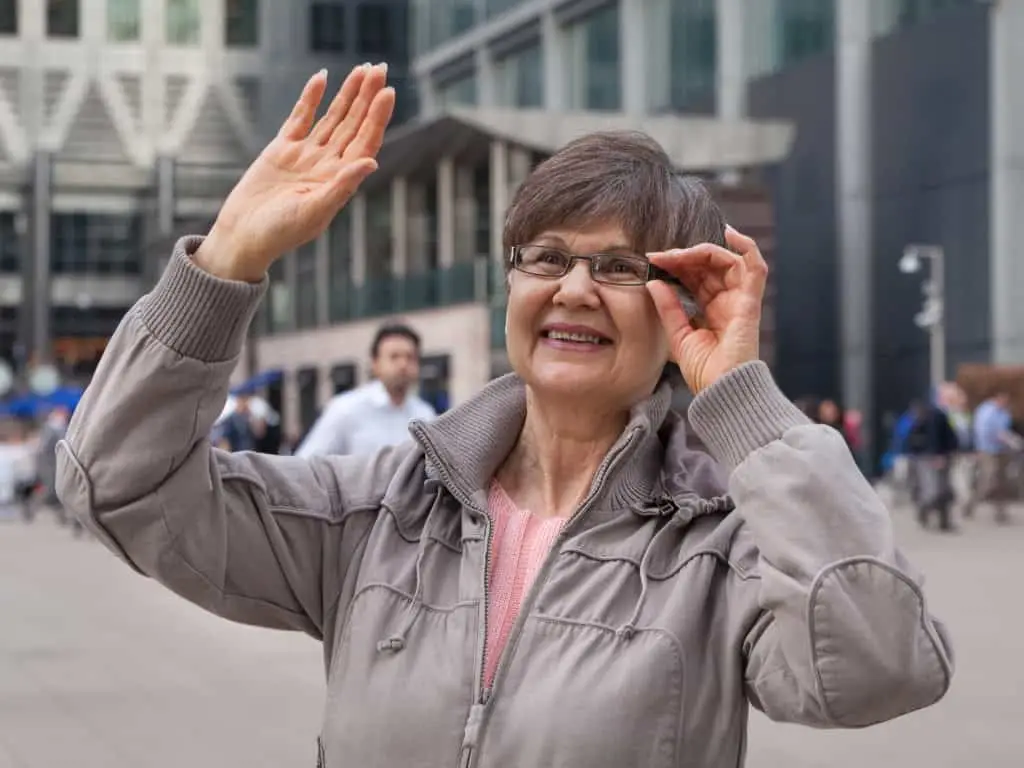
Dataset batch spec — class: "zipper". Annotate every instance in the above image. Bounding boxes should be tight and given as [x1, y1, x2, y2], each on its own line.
[412, 422, 643, 768]
[477, 427, 642, 704]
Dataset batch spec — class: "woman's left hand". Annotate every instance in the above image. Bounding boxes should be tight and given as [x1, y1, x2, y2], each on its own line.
[646, 226, 768, 395]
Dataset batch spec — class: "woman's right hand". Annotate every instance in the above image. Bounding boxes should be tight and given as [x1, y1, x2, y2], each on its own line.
[194, 64, 394, 282]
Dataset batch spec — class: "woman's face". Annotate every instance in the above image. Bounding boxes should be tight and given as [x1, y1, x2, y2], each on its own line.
[505, 223, 670, 410]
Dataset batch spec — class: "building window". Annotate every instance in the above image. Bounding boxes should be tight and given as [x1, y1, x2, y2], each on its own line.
[0, 0, 17, 35]
[564, 5, 620, 111]
[267, 260, 293, 333]
[328, 209, 352, 322]
[225, 0, 259, 47]
[494, 41, 544, 108]
[778, 0, 834, 66]
[47, 0, 79, 38]
[295, 241, 319, 329]
[166, 0, 200, 45]
[50, 213, 142, 275]
[656, 0, 716, 113]
[357, 3, 398, 58]
[873, 0, 973, 37]
[107, 0, 140, 42]
[0, 212, 20, 272]
[310, 2, 346, 52]
[438, 73, 477, 108]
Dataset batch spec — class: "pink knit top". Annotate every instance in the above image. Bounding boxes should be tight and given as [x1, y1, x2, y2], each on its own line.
[483, 481, 566, 689]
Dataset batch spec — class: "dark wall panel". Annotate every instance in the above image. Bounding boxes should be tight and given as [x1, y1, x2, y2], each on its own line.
[870, 3, 991, 440]
[748, 53, 838, 403]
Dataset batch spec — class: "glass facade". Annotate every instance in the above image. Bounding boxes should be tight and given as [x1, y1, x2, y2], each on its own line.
[294, 241, 318, 330]
[438, 73, 477, 107]
[647, 0, 717, 114]
[564, 5, 621, 111]
[485, 0, 527, 20]
[328, 208, 353, 322]
[364, 188, 393, 316]
[166, 0, 201, 45]
[872, 0, 975, 37]
[413, 0, 476, 55]
[494, 41, 544, 108]
[47, 0, 79, 38]
[225, 0, 259, 47]
[50, 213, 142, 275]
[0, 212, 19, 273]
[747, 0, 835, 78]
[0, 0, 15, 35]
[107, 0, 140, 42]
[310, 2, 346, 52]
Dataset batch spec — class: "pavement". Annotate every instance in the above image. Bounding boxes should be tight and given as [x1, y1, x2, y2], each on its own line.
[0, 499, 1020, 767]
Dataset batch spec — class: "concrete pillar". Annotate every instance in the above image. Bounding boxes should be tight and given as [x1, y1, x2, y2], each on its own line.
[716, 0, 746, 121]
[990, 1, 1024, 364]
[541, 11, 566, 110]
[489, 140, 509, 267]
[420, 78, 440, 118]
[620, 0, 647, 115]
[391, 177, 408, 276]
[509, 147, 532, 189]
[716, 0, 747, 184]
[438, 158, 455, 268]
[30, 152, 52, 363]
[836, 0, 874, 453]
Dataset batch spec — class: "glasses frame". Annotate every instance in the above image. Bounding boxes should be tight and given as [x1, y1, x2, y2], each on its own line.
[509, 244, 681, 287]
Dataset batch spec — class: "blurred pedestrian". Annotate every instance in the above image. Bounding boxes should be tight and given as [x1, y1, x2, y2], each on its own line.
[968, 392, 1021, 523]
[904, 400, 960, 531]
[295, 323, 436, 457]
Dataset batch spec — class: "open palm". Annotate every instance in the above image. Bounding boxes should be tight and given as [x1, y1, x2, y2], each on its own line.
[199, 64, 394, 282]
[646, 227, 768, 394]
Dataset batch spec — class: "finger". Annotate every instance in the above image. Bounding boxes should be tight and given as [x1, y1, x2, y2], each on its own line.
[278, 69, 328, 140]
[345, 87, 395, 159]
[648, 244, 740, 277]
[646, 280, 694, 349]
[725, 225, 769, 288]
[310, 65, 368, 145]
[329, 63, 388, 153]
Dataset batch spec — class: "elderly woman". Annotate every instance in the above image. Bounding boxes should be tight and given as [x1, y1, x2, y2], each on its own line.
[57, 65, 951, 767]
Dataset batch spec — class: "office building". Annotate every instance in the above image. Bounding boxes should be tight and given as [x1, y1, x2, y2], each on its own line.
[0, 0, 411, 383]
[386, 0, 1016, 465]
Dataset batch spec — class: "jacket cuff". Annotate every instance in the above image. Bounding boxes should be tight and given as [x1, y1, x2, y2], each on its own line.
[687, 360, 811, 470]
[136, 235, 267, 363]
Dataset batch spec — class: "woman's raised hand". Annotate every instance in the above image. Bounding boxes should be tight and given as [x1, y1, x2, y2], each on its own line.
[646, 226, 768, 395]
[194, 64, 394, 282]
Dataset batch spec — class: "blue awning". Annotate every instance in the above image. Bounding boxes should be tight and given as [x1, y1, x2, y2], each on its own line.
[230, 369, 283, 396]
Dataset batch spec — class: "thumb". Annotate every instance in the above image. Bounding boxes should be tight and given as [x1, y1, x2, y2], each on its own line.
[646, 280, 694, 351]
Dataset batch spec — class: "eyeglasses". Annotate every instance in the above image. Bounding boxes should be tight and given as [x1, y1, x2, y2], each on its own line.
[510, 244, 679, 287]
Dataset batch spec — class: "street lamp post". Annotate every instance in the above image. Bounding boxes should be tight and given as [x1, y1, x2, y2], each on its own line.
[899, 244, 946, 394]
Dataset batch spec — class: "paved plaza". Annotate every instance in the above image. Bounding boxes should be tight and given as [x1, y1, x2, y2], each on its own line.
[0, 500, 1020, 767]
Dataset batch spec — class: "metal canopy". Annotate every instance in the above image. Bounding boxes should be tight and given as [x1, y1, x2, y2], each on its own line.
[368, 107, 795, 187]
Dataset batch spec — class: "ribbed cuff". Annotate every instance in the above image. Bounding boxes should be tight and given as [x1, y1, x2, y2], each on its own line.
[687, 360, 811, 470]
[136, 235, 267, 363]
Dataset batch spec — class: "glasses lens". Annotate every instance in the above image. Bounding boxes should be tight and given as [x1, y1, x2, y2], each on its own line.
[517, 245, 570, 277]
[594, 254, 649, 284]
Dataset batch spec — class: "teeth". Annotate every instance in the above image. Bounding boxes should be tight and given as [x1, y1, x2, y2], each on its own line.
[548, 331, 604, 344]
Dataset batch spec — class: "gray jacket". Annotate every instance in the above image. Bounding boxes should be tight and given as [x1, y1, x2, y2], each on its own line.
[56, 238, 953, 768]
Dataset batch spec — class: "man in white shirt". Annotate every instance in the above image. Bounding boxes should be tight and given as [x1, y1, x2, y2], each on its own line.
[295, 323, 437, 457]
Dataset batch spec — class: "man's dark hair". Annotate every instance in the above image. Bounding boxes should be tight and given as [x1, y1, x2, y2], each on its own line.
[371, 323, 421, 359]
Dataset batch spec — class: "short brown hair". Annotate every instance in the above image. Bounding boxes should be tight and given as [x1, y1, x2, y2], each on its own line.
[502, 131, 726, 267]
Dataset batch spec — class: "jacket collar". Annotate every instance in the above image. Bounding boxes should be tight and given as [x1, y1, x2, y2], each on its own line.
[408, 374, 728, 522]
